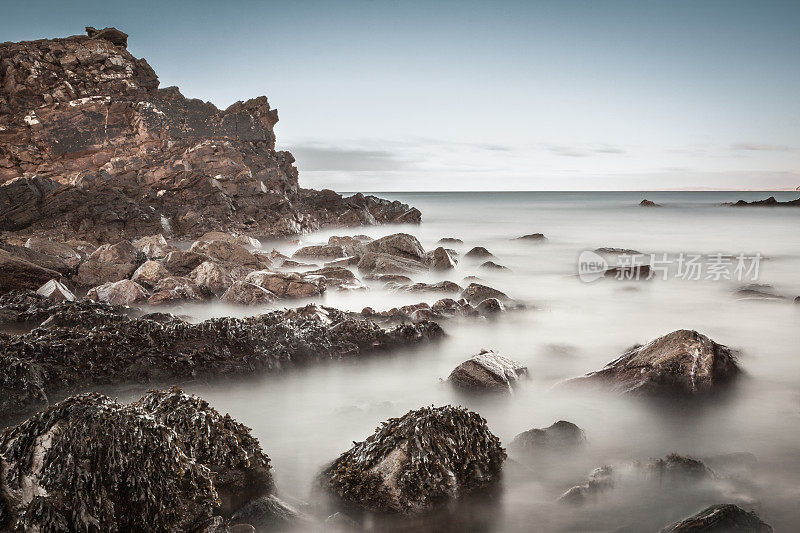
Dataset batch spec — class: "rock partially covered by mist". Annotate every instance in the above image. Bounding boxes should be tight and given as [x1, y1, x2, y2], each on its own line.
[461, 283, 510, 304]
[0, 388, 276, 531]
[510, 421, 586, 454]
[723, 196, 800, 207]
[569, 329, 741, 396]
[0, 294, 444, 417]
[448, 350, 527, 393]
[319, 406, 506, 514]
[558, 466, 614, 505]
[660, 504, 773, 532]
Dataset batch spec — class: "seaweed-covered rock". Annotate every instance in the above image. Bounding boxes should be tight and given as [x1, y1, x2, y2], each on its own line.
[75, 240, 141, 287]
[510, 421, 586, 453]
[660, 504, 773, 532]
[0, 388, 277, 531]
[448, 350, 527, 393]
[0, 300, 444, 417]
[320, 406, 506, 514]
[35, 279, 75, 302]
[568, 330, 741, 396]
[87, 279, 149, 306]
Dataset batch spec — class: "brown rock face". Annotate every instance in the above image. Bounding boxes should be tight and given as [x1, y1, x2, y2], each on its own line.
[0, 28, 420, 242]
[571, 329, 741, 396]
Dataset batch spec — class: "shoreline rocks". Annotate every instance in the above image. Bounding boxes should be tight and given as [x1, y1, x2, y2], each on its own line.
[319, 406, 506, 514]
[448, 350, 527, 393]
[567, 329, 740, 396]
[723, 196, 800, 207]
[660, 504, 773, 532]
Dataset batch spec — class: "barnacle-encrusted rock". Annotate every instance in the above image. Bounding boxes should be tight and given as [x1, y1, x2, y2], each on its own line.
[448, 350, 527, 393]
[568, 329, 741, 396]
[0, 388, 275, 531]
[510, 420, 586, 454]
[659, 503, 773, 532]
[0, 295, 443, 417]
[320, 406, 506, 514]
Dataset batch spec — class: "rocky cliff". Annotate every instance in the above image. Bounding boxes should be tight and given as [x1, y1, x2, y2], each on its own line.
[0, 27, 420, 243]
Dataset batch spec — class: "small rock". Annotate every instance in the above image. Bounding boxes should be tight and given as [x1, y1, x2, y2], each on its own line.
[465, 246, 494, 259]
[36, 279, 76, 302]
[515, 233, 547, 241]
[461, 283, 509, 304]
[640, 199, 661, 207]
[448, 349, 527, 393]
[88, 280, 149, 306]
[437, 237, 463, 244]
[244, 270, 325, 299]
[480, 260, 509, 271]
[558, 466, 614, 505]
[163, 250, 210, 276]
[189, 240, 259, 268]
[197, 231, 261, 248]
[510, 421, 586, 453]
[293, 244, 347, 259]
[230, 494, 299, 530]
[132, 234, 172, 259]
[149, 277, 208, 305]
[476, 297, 505, 314]
[189, 261, 232, 295]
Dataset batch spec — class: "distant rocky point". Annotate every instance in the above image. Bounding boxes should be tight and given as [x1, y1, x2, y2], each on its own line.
[0, 27, 419, 243]
[723, 196, 800, 207]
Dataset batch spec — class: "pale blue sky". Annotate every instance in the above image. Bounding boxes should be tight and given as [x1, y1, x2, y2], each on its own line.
[3, 0, 799, 190]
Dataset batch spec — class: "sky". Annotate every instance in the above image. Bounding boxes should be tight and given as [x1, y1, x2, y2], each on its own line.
[3, 0, 800, 191]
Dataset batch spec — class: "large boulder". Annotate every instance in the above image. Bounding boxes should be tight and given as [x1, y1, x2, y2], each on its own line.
[363, 233, 425, 261]
[510, 421, 586, 454]
[428, 246, 456, 270]
[569, 330, 741, 396]
[0, 248, 61, 294]
[75, 240, 141, 287]
[25, 237, 83, 268]
[197, 231, 261, 249]
[189, 261, 232, 295]
[0, 242, 69, 274]
[189, 240, 259, 268]
[148, 277, 208, 305]
[87, 279, 149, 306]
[131, 259, 170, 288]
[220, 281, 277, 305]
[132, 234, 172, 259]
[328, 235, 370, 256]
[357, 252, 427, 274]
[448, 349, 527, 393]
[244, 270, 325, 299]
[660, 504, 773, 532]
[0, 388, 274, 531]
[320, 406, 506, 514]
[305, 266, 363, 290]
[163, 250, 210, 276]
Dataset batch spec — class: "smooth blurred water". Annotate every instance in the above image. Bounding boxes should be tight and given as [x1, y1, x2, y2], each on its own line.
[129, 191, 799, 531]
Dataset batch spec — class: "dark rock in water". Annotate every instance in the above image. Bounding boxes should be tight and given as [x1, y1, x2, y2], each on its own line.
[0, 248, 61, 294]
[558, 466, 614, 505]
[660, 504, 773, 532]
[480, 260, 509, 271]
[428, 246, 457, 270]
[569, 329, 740, 396]
[640, 199, 661, 207]
[476, 297, 505, 314]
[364, 233, 426, 262]
[230, 494, 300, 530]
[515, 233, 547, 241]
[732, 283, 785, 301]
[723, 196, 800, 207]
[220, 281, 277, 305]
[461, 282, 509, 304]
[357, 252, 427, 274]
[510, 421, 586, 453]
[646, 453, 713, 483]
[437, 237, 463, 245]
[448, 349, 527, 393]
[0, 387, 274, 531]
[319, 405, 506, 514]
[305, 266, 363, 291]
[595, 247, 642, 255]
[0, 295, 444, 417]
[465, 246, 494, 259]
[604, 264, 651, 280]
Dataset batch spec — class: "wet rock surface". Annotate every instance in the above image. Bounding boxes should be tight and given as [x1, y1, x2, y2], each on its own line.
[0, 28, 419, 243]
[510, 421, 586, 453]
[0, 294, 444, 417]
[448, 349, 527, 393]
[568, 329, 741, 396]
[0, 388, 273, 531]
[660, 503, 773, 532]
[319, 406, 506, 514]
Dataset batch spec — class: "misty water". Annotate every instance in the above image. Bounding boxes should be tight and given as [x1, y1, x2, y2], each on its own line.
[121, 191, 798, 531]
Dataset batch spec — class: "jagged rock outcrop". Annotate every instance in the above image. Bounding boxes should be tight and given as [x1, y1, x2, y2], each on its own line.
[319, 406, 506, 514]
[724, 196, 800, 207]
[660, 504, 773, 532]
[0, 28, 419, 243]
[568, 329, 741, 396]
[0, 293, 444, 417]
[0, 387, 275, 531]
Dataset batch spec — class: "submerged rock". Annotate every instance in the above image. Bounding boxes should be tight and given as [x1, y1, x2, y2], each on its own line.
[723, 196, 800, 207]
[640, 199, 661, 207]
[448, 349, 527, 393]
[319, 406, 506, 514]
[0, 296, 443, 417]
[515, 233, 547, 241]
[558, 466, 614, 505]
[480, 260, 509, 271]
[732, 283, 785, 301]
[437, 237, 463, 245]
[568, 329, 740, 396]
[0, 388, 273, 531]
[510, 421, 586, 453]
[659, 504, 773, 532]
[465, 246, 494, 259]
